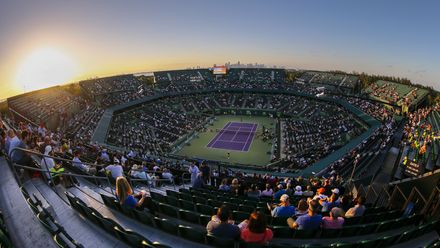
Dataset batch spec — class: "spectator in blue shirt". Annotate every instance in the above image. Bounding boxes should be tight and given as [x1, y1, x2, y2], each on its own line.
[273, 184, 286, 201]
[287, 199, 322, 230]
[270, 194, 295, 217]
[115, 176, 148, 209]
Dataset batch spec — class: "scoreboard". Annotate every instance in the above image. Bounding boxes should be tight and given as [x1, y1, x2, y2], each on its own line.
[212, 65, 227, 75]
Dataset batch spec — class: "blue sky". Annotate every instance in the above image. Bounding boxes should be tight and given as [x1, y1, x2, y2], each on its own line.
[0, 0, 439, 98]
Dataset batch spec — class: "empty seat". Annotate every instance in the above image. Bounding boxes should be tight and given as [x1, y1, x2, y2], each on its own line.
[178, 225, 206, 243]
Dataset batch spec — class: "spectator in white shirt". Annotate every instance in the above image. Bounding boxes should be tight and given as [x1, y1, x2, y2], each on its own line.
[104, 158, 124, 179]
[72, 151, 90, 173]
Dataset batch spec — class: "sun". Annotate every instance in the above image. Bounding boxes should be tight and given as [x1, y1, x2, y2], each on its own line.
[15, 47, 78, 92]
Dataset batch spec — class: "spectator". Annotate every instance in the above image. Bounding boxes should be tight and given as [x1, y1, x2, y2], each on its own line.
[161, 168, 174, 183]
[247, 184, 261, 199]
[115, 177, 148, 209]
[230, 178, 240, 194]
[206, 205, 240, 239]
[322, 207, 345, 229]
[294, 199, 309, 217]
[313, 187, 328, 201]
[270, 194, 295, 217]
[302, 185, 314, 197]
[41, 145, 55, 178]
[100, 149, 110, 162]
[240, 211, 273, 244]
[12, 130, 32, 166]
[287, 200, 322, 230]
[320, 193, 340, 213]
[189, 163, 199, 186]
[273, 184, 286, 201]
[192, 173, 205, 189]
[340, 195, 352, 212]
[261, 184, 273, 197]
[200, 162, 210, 184]
[294, 185, 303, 196]
[104, 158, 124, 179]
[72, 151, 90, 173]
[345, 196, 366, 218]
[285, 183, 293, 195]
[219, 179, 230, 191]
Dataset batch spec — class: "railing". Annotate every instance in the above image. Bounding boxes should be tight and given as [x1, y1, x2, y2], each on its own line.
[8, 147, 192, 197]
[423, 187, 440, 219]
[8, 147, 121, 195]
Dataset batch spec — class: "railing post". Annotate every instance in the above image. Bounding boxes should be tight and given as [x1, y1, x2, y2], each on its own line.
[41, 155, 54, 185]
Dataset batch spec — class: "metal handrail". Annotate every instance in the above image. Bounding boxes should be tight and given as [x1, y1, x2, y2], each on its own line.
[9, 147, 115, 195]
[388, 185, 408, 209]
[128, 177, 177, 191]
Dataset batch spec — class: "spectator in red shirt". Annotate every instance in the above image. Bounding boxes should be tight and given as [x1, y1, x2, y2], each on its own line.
[240, 211, 273, 244]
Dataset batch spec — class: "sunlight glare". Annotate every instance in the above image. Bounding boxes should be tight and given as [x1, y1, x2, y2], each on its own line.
[15, 47, 78, 92]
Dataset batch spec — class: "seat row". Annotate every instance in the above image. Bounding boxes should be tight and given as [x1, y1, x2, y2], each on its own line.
[101, 193, 439, 248]
[163, 189, 402, 226]
[20, 187, 83, 248]
[0, 211, 13, 248]
[65, 192, 170, 248]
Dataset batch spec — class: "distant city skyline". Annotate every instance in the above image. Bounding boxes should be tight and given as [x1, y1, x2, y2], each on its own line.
[1, 0, 439, 99]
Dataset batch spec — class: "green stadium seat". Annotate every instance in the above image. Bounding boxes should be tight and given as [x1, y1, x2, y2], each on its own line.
[100, 194, 120, 210]
[358, 239, 380, 248]
[158, 203, 179, 218]
[193, 196, 206, 204]
[271, 217, 288, 226]
[166, 196, 179, 206]
[179, 193, 193, 202]
[375, 220, 394, 233]
[397, 229, 418, 243]
[344, 216, 361, 225]
[53, 232, 83, 248]
[114, 226, 150, 247]
[154, 217, 178, 235]
[143, 241, 173, 248]
[339, 225, 358, 237]
[165, 190, 179, 198]
[320, 228, 340, 238]
[330, 243, 356, 248]
[179, 209, 200, 224]
[178, 225, 206, 243]
[293, 229, 317, 239]
[208, 199, 222, 207]
[199, 214, 211, 226]
[357, 223, 378, 235]
[150, 192, 166, 203]
[20, 186, 30, 200]
[37, 212, 60, 235]
[120, 205, 135, 218]
[92, 213, 123, 235]
[196, 203, 215, 215]
[239, 204, 255, 213]
[206, 234, 236, 248]
[133, 209, 154, 226]
[272, 226, 293, 238]
[27, 198, 41, 215]
[76, 201, 101, 224]
[239, 242, 269, 248]
[377, 235, 400, 247]
[233, 211, 249, 222]
[179, 199, 195, 211]
[271, 243, 302, 248]
[178, 188, 191, 194]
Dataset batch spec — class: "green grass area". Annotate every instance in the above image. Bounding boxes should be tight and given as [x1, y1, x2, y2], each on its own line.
[174, 115, 275, 166]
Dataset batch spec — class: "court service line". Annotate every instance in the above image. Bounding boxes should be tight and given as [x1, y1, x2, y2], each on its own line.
[241, 123, 258, 151]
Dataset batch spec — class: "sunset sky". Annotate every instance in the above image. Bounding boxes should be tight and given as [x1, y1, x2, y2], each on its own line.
[0, 0, 439, 99]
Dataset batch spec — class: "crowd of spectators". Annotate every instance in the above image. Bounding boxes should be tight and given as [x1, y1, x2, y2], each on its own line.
[202, 174, 368, 245]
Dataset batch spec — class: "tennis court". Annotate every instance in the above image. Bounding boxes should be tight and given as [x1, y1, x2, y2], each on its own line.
[206, 122, 258, 151]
